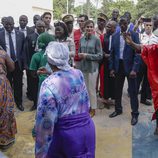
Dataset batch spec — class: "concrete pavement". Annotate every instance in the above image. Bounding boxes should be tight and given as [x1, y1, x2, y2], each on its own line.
[1, 78, 158, 158]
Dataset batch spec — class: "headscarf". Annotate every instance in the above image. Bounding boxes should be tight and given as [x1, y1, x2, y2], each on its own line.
[37, 32, 56, 50]
[45, 42, 71, 71]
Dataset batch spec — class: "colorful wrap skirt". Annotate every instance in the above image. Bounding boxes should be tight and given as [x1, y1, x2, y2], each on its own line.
[0, 75, 17, 147]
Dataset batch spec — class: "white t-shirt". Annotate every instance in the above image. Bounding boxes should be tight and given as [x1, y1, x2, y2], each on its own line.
[141, 32, 158, 45]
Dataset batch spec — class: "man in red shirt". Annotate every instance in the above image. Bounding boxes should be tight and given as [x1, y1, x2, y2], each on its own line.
[73, 14, 88, 62]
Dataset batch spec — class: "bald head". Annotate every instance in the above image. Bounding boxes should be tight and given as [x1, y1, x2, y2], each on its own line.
[106, 20, 117, 34]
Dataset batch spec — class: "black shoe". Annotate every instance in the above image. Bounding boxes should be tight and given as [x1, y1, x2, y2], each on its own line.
[30, 105, 37, 111]
[109, 111, 122, 118]
[131, 116, 138, 126]
[17, 104, 24, 111]
[140, 100, 152, 106]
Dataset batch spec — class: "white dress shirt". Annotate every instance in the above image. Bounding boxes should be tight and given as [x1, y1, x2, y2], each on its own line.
[119, 34, 125, 59]
[19, 27, 27, 37]
[5, 29, 17, 57]
[141, 32, 158, 45]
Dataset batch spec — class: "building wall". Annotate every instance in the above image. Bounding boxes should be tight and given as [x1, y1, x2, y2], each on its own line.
[0, 0, 53, 26]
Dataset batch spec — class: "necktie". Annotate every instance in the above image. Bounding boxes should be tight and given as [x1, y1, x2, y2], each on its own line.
[8, 33, 16, 61]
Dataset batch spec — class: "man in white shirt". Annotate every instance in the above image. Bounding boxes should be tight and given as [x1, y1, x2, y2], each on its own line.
[141, 19, 158, 45]
[42, 12, 55, 35]
[16, 15, 34, 38]
[138, 18, 158, 106]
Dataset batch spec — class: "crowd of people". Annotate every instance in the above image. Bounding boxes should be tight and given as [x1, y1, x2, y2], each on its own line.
[0, 9, 158, 157]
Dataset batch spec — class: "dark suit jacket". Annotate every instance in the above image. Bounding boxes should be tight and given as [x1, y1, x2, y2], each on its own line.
[109, 31, 141, 74]
[23, 32, 39, 67]
[0, 29, 25, 70]
[0, 27, 4, 32]
[15, 26, 34, 36]
[30, 25, 36, 32]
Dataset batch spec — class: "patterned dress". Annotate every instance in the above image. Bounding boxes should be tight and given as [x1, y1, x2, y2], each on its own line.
[0, 50, 17, 147]
[35, 68, 95, 158]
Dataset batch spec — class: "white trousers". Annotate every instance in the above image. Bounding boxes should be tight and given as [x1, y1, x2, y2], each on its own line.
[83, 70, 98, 109]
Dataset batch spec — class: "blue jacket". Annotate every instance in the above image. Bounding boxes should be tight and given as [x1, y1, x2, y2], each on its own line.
[109, 31, 141, 74]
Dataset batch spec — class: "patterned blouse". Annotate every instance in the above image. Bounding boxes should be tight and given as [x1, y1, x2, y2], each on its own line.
[35, 68, 90, 157]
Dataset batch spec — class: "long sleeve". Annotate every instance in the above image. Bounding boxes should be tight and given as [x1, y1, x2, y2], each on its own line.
[132, 32, 141, 72]
[109, 37, 114, 71]
[68, 38, 76, 57]
[23, 36, 30, 68]
[35, 83, 58, 158]
[86, 38, 103, 61]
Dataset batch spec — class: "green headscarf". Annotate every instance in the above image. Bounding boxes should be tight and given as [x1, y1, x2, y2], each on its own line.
[37, 32, 56, 50]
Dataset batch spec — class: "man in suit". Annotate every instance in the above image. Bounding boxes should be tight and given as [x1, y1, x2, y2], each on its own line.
[16, 15, 34, 37]
[23, 20, 45, 111]
[16, 15, 34, 100]
[30, 14, 41, 31]
[0, 16, 25, 111]
[42, 12, 55, 35]
[0, 16, 7, 31]
[109, 16, 141, 125]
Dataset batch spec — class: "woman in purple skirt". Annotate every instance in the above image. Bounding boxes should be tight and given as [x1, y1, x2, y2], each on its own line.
[35, 42, 95, 158]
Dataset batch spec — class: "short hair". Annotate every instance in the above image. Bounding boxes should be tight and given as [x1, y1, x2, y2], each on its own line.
[112, 9, 119, 13]
[124, 12, 131, 18]
[84, 20, 94, 28]
[33, 14, 41, 20]
[119, 16, 128, 23]
[42, 12, 52, 18]
[6, 16, 14, 24]
[107, 20, 117, 28]
[153, 14, 158, 21]
[19, 15, 28, 21]
[54, 21, 69, 38]
[78, 14, 89, 21]
[1, 16, 7, 24]
[35, 20, 45, 27]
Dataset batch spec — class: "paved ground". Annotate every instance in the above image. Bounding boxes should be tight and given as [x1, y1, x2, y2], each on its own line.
[0, 77, 158, 158]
